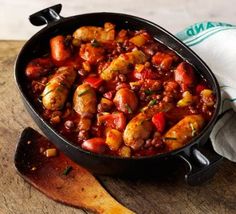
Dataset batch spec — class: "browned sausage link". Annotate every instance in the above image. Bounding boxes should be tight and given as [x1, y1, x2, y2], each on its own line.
[123, 113, 153, 150]
[42, 66, 76, 110]
[50, 35, 71, 62]
[123, 102, 173, 150]
[100, 50, 147, 81]
[113, 88, 138, 114]
[73, 22, 115, 43]
[174, 62, 196, 91]
[73, 83, 97, 115]
[73, 83, 97, 132]
[142, 102, 174, 118]
[164, 115, 205, 151]
[25, 58, 54, 80]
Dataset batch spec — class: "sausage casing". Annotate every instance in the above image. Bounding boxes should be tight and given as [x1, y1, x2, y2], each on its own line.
[164, 114, 205, 150]
[50, 35, 71, 62]
[42, 66, 76, 110]
[73, 22, 115, 43]
[100, 49, 147, 81]
[123, 102, 173, 150]
[123, 113, 153, 150]
[113, 88, 138, 114]
[73, 83, 97, 115]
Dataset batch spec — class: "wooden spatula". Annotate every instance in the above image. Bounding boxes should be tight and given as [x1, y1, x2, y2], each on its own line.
[14, 127, 135, 214]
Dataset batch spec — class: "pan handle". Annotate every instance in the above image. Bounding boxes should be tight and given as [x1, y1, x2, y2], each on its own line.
[178, 140, 223, 185]
[29, 4, 63, 26]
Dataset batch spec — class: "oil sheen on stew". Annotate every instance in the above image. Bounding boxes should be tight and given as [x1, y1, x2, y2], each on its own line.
[25, 22, 216, 158]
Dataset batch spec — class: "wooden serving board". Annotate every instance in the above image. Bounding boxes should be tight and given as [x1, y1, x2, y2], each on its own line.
[0, 41, 236, 214]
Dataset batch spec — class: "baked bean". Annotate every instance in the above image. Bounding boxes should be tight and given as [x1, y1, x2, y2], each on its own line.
[64, 120, 74, 130]
[78, 130, 89, 142]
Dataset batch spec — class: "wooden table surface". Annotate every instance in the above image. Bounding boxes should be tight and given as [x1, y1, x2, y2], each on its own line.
[0, 40, 236, 214]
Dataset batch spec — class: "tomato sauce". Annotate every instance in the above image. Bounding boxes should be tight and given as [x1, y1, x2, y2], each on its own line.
[25, 22, 216, 157]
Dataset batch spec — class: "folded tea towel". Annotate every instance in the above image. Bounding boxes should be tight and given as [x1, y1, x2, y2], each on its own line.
[176, 22, 236, 162]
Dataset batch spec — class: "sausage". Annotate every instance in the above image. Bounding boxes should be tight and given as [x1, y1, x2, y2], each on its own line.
[81, 138, 107, 153]
[164, 115, 205, 150]
[73, 83, 97, 115]
[42, 66, 76, 110]
[123, 113, 153, 150]
[25, 57, 54, 80]
[73, 22, 115, 43]
[50, 35, 71, 62]
[113, 88, 138, 114]
[142, 102, 174, 118]
[73, 83, 97, 132]
[123, 102, 173, 150]
[174, 62, 196, 91]
[100, 49, 147, 81]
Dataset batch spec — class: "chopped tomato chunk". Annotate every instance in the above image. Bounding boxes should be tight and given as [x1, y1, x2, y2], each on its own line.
[152, 52, 173, 70]
[174, 62, 196, 91]
[133, 68, 158, 80]
[98, 112, 126, 131]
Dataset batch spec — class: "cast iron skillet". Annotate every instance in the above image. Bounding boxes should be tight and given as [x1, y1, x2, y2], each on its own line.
[15, 4, 223, 185]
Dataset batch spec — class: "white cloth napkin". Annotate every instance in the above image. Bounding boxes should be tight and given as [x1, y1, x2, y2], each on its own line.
[176, 22, 236, 161]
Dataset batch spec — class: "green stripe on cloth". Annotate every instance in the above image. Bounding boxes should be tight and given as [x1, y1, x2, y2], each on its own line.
[184, 26, 234, 45]
[222, 98, 236, 112]
[188, 27, 236, 47]
[176, 21, 235, 41]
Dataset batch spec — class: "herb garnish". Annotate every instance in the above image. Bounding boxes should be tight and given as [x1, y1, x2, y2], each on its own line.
[140, 118, 151, 125]
[62, 166, 73, 176]
[59, 81, 69, 89]
[56, 87, 64, 92]
[78, 89, 89, 97]
[91, 39, 101, 47]
[40, 89, 54, 97]
[189, 123, 197, 136]
[125, 104, 133, 114]
[144, 89, 154, 95]
[148, 99, 157, 106]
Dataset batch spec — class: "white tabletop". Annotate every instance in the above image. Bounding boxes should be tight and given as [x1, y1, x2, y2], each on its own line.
[1, 0, 235, 40]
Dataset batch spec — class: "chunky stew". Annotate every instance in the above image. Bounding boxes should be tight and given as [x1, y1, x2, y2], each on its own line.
[25, 22, 216, 157]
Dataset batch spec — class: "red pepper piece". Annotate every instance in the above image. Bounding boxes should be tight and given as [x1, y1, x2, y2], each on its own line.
[98, 112, 126, 131]
[84, 76, 103, 89]
[152, 112, 166, 133]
